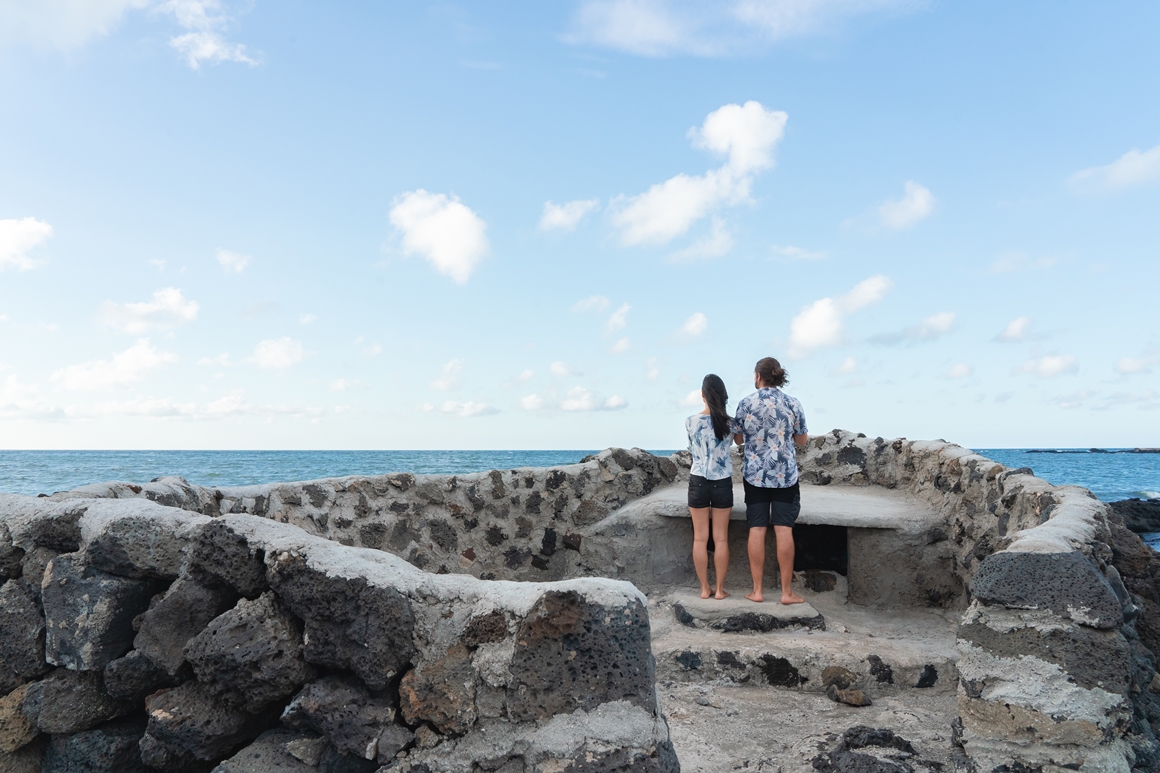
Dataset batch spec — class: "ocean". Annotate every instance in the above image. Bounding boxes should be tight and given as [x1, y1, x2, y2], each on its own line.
[0, 447, 1155, 504]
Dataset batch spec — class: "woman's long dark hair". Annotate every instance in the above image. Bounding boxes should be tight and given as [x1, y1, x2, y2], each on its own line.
[701, 374, 730, 441]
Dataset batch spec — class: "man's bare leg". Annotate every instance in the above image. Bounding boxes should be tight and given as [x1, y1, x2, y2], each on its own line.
[774, 525, 804, 604]
[690, 507, 711, 598]
[710, 507, 731, 599]
[746, 526, 766, 602]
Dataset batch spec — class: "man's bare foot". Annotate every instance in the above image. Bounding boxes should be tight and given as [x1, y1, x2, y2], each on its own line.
[780, 592, 805, 605]
[714, 590, 730, 600]
[700, 587, 712, 599]
[745, 592, 763, 603]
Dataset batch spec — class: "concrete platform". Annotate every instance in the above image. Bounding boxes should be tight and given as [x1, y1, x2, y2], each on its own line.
[670, 591, 825, 632]
[615, 481, 940, 533]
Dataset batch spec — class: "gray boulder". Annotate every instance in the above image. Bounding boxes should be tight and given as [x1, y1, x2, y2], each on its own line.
[209, 728, 321, 773]
[185, 592, 313, 712]
[135, 576, 237, 675]
[42, 718, 147, 773]
[21, 669, 129, 735]
[0, 579, 49, 694]
[187, 520, 268, 598]
[41, 554, 161, 671]
[143, 681, 280, 766]
[103, 650, 182, 702]
[282, 676, 396, 760]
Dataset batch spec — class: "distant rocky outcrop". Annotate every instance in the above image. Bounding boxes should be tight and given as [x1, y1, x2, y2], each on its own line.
[1111, 498, 1160, 534]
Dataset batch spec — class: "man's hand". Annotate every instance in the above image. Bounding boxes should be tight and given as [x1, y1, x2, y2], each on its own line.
[793, 433, 808, 449]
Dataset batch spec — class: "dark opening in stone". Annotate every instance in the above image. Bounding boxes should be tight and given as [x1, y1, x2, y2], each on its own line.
[792, 524, 848, 576]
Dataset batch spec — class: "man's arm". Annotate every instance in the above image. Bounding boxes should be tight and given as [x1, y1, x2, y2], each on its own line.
[793, 433, 808, 448]
[733, 433, 744, 446]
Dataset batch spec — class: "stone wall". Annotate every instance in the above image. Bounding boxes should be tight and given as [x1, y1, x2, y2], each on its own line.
[797, 430, 1155, 772]
[0, 494, 678, 773]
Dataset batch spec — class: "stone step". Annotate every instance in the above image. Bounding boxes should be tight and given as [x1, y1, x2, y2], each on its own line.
[670, 591, 826, 633]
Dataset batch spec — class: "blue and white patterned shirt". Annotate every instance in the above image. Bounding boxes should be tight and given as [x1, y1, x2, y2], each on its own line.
[686, 414, 734, 480]
[732, 387, 808, 488]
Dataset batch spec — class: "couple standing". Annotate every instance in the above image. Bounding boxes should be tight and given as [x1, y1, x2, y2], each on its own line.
[685, 357, 809, 604]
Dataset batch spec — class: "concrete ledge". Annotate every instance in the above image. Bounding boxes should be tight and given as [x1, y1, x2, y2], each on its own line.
[670, 591, 825, 632]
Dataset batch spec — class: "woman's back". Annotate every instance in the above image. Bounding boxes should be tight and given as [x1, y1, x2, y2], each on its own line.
[686, 413, 733, 481]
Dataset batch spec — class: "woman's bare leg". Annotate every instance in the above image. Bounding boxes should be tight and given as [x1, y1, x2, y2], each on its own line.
[690, 507, 711, 598]
[710, 507, 731, 598]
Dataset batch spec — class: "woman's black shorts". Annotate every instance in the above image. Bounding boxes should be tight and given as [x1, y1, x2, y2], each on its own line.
[688, 474, 734, 509]
[743, 480, 800, 528]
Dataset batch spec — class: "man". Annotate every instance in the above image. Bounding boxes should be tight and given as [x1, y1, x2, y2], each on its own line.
[732, 356, 809, 604]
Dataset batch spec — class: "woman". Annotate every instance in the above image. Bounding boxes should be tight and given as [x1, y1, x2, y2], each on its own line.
[686, 373, 735, 600]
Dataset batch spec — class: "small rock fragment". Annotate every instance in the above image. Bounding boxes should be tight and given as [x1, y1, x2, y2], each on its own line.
[821, 666, 859, 690]
[826, 684, 872, 707]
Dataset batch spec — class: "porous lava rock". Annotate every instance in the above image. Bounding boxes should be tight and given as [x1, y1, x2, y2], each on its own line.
[0, 684, 37, 754]
[134, 575, 236, 675]
[41, 554, 160, 671]
[21, 669, 129, 735]
[184, 591, 313, 712]
[102, 650, 182, 702]
[0, 579, 48, 694]
[1110, 499, 1160, 534]
[399, 643, 477, 735]
[282, 675, 398, 760]
[42, 717, 147, 773]
[212, 728, 320, 772]
[142, 681, 280, 767]
[970, 549, 1122, 629]
[187, 519, 268, 598]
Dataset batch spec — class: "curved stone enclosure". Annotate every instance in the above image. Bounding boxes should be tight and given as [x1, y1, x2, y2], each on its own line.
[0, 433, 1155, 772]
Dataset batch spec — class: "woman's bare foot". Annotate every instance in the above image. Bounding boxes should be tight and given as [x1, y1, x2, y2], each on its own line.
[714, 590, 730, 600]
[780, 592, 806, 605]
[745, 591, 763, 603]
[700, 587, 712, 599]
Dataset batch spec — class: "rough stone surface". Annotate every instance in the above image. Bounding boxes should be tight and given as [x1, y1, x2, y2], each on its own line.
[0, 684, 37, 754]
[506, 590, 655, 721]
[0, 739, 45, 773]
[399, 643, 476, 735]
[970, 549, 1123, 629]
[102, 649, 182, 702]
[211, 728, 319, 773]
[42, 718, 147, 773]
[185, 591, 312, 712]
[0, 579, 48, 694]
[827, 684, 872, 707]
[282, 675, 396, 760]
[822, 666, 860, 690]
[21, 669, 129, 735]
[1110, 498, 1160, 534]
[268, 551, 414, 690]
[374, 723, 415, 764]
[41, 553, 160, 671]
[135, 575, 236, 675]
[143, 681, 280, 765]
[187, 519, 268, 598]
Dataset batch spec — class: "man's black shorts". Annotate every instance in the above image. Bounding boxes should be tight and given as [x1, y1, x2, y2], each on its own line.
[743, 480, 800, 528]
[688, 475, 734, 509]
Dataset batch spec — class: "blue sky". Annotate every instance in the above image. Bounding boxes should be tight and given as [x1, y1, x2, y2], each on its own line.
[1, 1, 1158, 450]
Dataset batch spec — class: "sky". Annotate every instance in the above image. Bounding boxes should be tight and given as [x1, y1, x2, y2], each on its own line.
[1, 0, 1158, 451]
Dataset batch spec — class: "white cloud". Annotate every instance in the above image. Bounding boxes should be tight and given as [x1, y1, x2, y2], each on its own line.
[605, 302, 631, 333]
[540, 199, 600, 231]
[871, 311, 955, 345]
[441, 400, 498, 418]
[787, 275, 891, 359]
[996, 316, 1031, 342]
[216, 248, 250, 273]
[568, 0, 918, 57]
[679, 388, 702, 408]
[1017, 354, 1077, 379]
[0, 0, 147, 50]
[99, 287, 199, 334]
[669, 216, 734, 261]
[680, 312, 708, 337]
[550, 361, 579, 377]
[330, 378, 355, 391]
[645, 358, 661, 381]
[0, 375, 56, 420]
[51, 339, 177, 391]
[251, 338, 304, 370]
[877, 181, 934, 229]
[771, 244, 826, 261]
[0, 217, 53, 271]
[1116, 355, 1156, 376]
[73, 396, 198, 419]
[503, 369, 535, 387]
[572, 295, 611, 313]
[389, 190, 489, 284]
[1069, 142, 1160, 193]
[611, 337, 631, 354]
[560, 386, 627, 411]
[948, 363, 973, 379]
[430, 359, 463, 391]
[611, 101, 786, 246]
[520, 393, 544, 411]
[832, 357, 857, 376]
[197, 352, 230, 366]
[163, 0, 259, 70]
[299, 313, 316, 325]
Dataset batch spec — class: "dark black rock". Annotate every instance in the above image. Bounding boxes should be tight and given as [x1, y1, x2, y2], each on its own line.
[282, 676, 395, 761]
[42, 717, 147, 772]
[971, 550, 1122, 629]
[374, 724, 415, 764]
[711, 611, 826, 634]
[505, 590, 656, 721]
[0, 524, 24, 579]
[211, 728, 319, 772]
[462, 610, 507, 647]
[1111, 499, 1160, 534]
[22, 669, 130, 735]
[866, 655, 893, 684]
[83, 515, 188, 581]
[317, 744, 378, 773]
[135, 576, 237, 675]
[675, 651, 702, 670]
[268, 552, 415, 690]
[758, 655, 804, 688]
[187, 520, 268, 598]
[20, 546, 58, 594]
[41, 553, 161, 671]
[185, 591, 313, 712]
[915, 665, 938, 689]
[0, 579, 49, 694]
[23, 506, 86, 553]
[142, 681, 280, 766]
[102, 649, 182, 702]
